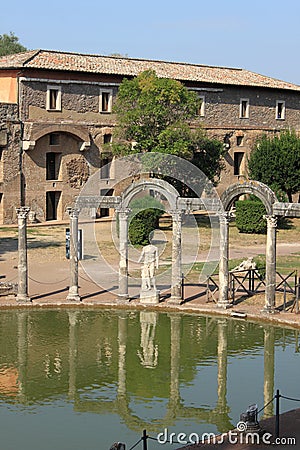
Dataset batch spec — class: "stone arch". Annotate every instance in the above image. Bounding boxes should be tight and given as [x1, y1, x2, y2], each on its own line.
[22, 123, 91, 151]
[122, 178, 179, 210]
[218, 180, 278, 313]
[221, 180, 278, 215]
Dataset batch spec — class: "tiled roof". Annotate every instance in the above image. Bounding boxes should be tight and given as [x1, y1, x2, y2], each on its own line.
[0, 49, 299, 92]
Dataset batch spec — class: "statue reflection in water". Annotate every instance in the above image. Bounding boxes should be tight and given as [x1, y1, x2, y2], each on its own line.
[137, 312, 158, 368]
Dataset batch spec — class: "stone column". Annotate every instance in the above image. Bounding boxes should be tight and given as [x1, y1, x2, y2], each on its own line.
[218, 212, 231, 309]
[66, 207, 81, 302]
[263, 326, 275, 418]
[170, 210, 183, 304]
[16, 206, 31, 302]
[263, 215, 277, 312]
[118, 209, 130, 301]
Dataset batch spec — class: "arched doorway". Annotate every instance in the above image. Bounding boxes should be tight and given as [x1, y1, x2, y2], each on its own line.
[220, 180, 278, 312]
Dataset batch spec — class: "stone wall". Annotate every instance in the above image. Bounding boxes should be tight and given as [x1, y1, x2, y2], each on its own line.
[1, 74, 300, 224]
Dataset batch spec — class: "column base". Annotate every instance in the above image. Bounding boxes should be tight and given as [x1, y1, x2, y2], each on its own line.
[16, 294, 31, 303]
[261, 306, 279, 314]
[140, 289, 160, 305]
[217, 301, 233, 310]
[66, 287, 81, 302]
[168, 296, 183, 305]
[116, 294, 129, 302]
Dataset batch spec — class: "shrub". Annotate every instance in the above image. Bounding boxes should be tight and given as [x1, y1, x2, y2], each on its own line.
[235, 200, 266, 234]
[128, 196, 165, 245]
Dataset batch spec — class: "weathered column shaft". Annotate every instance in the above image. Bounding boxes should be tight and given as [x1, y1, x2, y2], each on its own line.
[118, 209, 130, 300]
[16, 206, 31, 302]
[170, 211, 182, 303]
[264, 215, 277, 311]
[67, 207, 81, 302]
[218, 213, 230, 308]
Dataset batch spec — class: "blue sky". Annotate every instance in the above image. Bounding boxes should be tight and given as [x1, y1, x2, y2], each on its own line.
[1, 0, 300, 85]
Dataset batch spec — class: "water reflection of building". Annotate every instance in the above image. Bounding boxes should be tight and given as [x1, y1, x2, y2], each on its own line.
[1, 310, 293, 433]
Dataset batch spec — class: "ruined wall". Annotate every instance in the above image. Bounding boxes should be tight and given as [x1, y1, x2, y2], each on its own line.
[0, 104, 21, 223]
[23, 132, 103, 222]
[20, 80, 117, 126]
[192, 85, 300, 130]
[2, 72, 300, 224]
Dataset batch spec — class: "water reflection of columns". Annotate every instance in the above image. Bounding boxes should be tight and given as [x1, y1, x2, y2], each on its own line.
[68, 311, 79, 400]
[16, 207, 31, 302]
[118, 209, 130, 301]
[17, 311, 28, 402]
[263, 215, 277, 312]
[216, 319, 229, 413]
[264, 326, 275, 418]
[117, 315, 127, 399]
[66, 207, 81, 302]
[168, 314, 181, 414]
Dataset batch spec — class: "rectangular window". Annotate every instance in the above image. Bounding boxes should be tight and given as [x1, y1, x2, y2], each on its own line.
[236, 136, 244, 146]
[100, 89, 113, 113]
[46, 85, 61, 111]
[234, 152, 244, 175]
[276, 100, 285, 120]
[103, 134, 112, 144]
[101, 157, 110, 179]
[239, 98, 249, 118]
[198, 95, 205, 116]
[46, 152, 61, 180]
[46, 191, 61, 221]
[49, 133, 60, 146]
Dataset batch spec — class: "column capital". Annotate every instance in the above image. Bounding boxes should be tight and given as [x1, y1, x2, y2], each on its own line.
[66, 207, 80, 218]
[168, 209, 183, 222]
[218, 211, 231, 224]
[117, 208, 131, 219]
[16, 206, 30, 219]
[263, 215, 278, 228]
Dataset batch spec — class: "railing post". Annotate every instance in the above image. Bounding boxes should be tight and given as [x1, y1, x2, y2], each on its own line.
[142, 429, 148, 450]
[275, 389, 280, 439]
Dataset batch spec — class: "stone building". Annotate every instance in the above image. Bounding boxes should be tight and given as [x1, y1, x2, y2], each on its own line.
[0, 49, 299, 223]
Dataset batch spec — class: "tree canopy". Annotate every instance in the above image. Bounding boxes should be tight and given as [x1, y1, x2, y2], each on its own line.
[110, 70, 224, 187]
[248, 130, 300, 201]
[0, 32, 27, 56]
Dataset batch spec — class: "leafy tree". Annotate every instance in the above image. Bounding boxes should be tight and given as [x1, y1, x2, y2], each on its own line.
[248, 130, 300, 202]
[0, 32, 27, 56]
[110, 70, 224, 190]
[128, 196, 164, 246]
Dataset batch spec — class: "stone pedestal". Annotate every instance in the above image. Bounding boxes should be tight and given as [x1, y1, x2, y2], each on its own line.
[140, 289, 160, 305]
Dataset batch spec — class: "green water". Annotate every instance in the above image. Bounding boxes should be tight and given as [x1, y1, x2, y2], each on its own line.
[0, 309, 299, 449]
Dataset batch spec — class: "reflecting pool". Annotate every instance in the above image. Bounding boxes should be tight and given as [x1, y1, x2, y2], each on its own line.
[0, 309, 299, 449]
